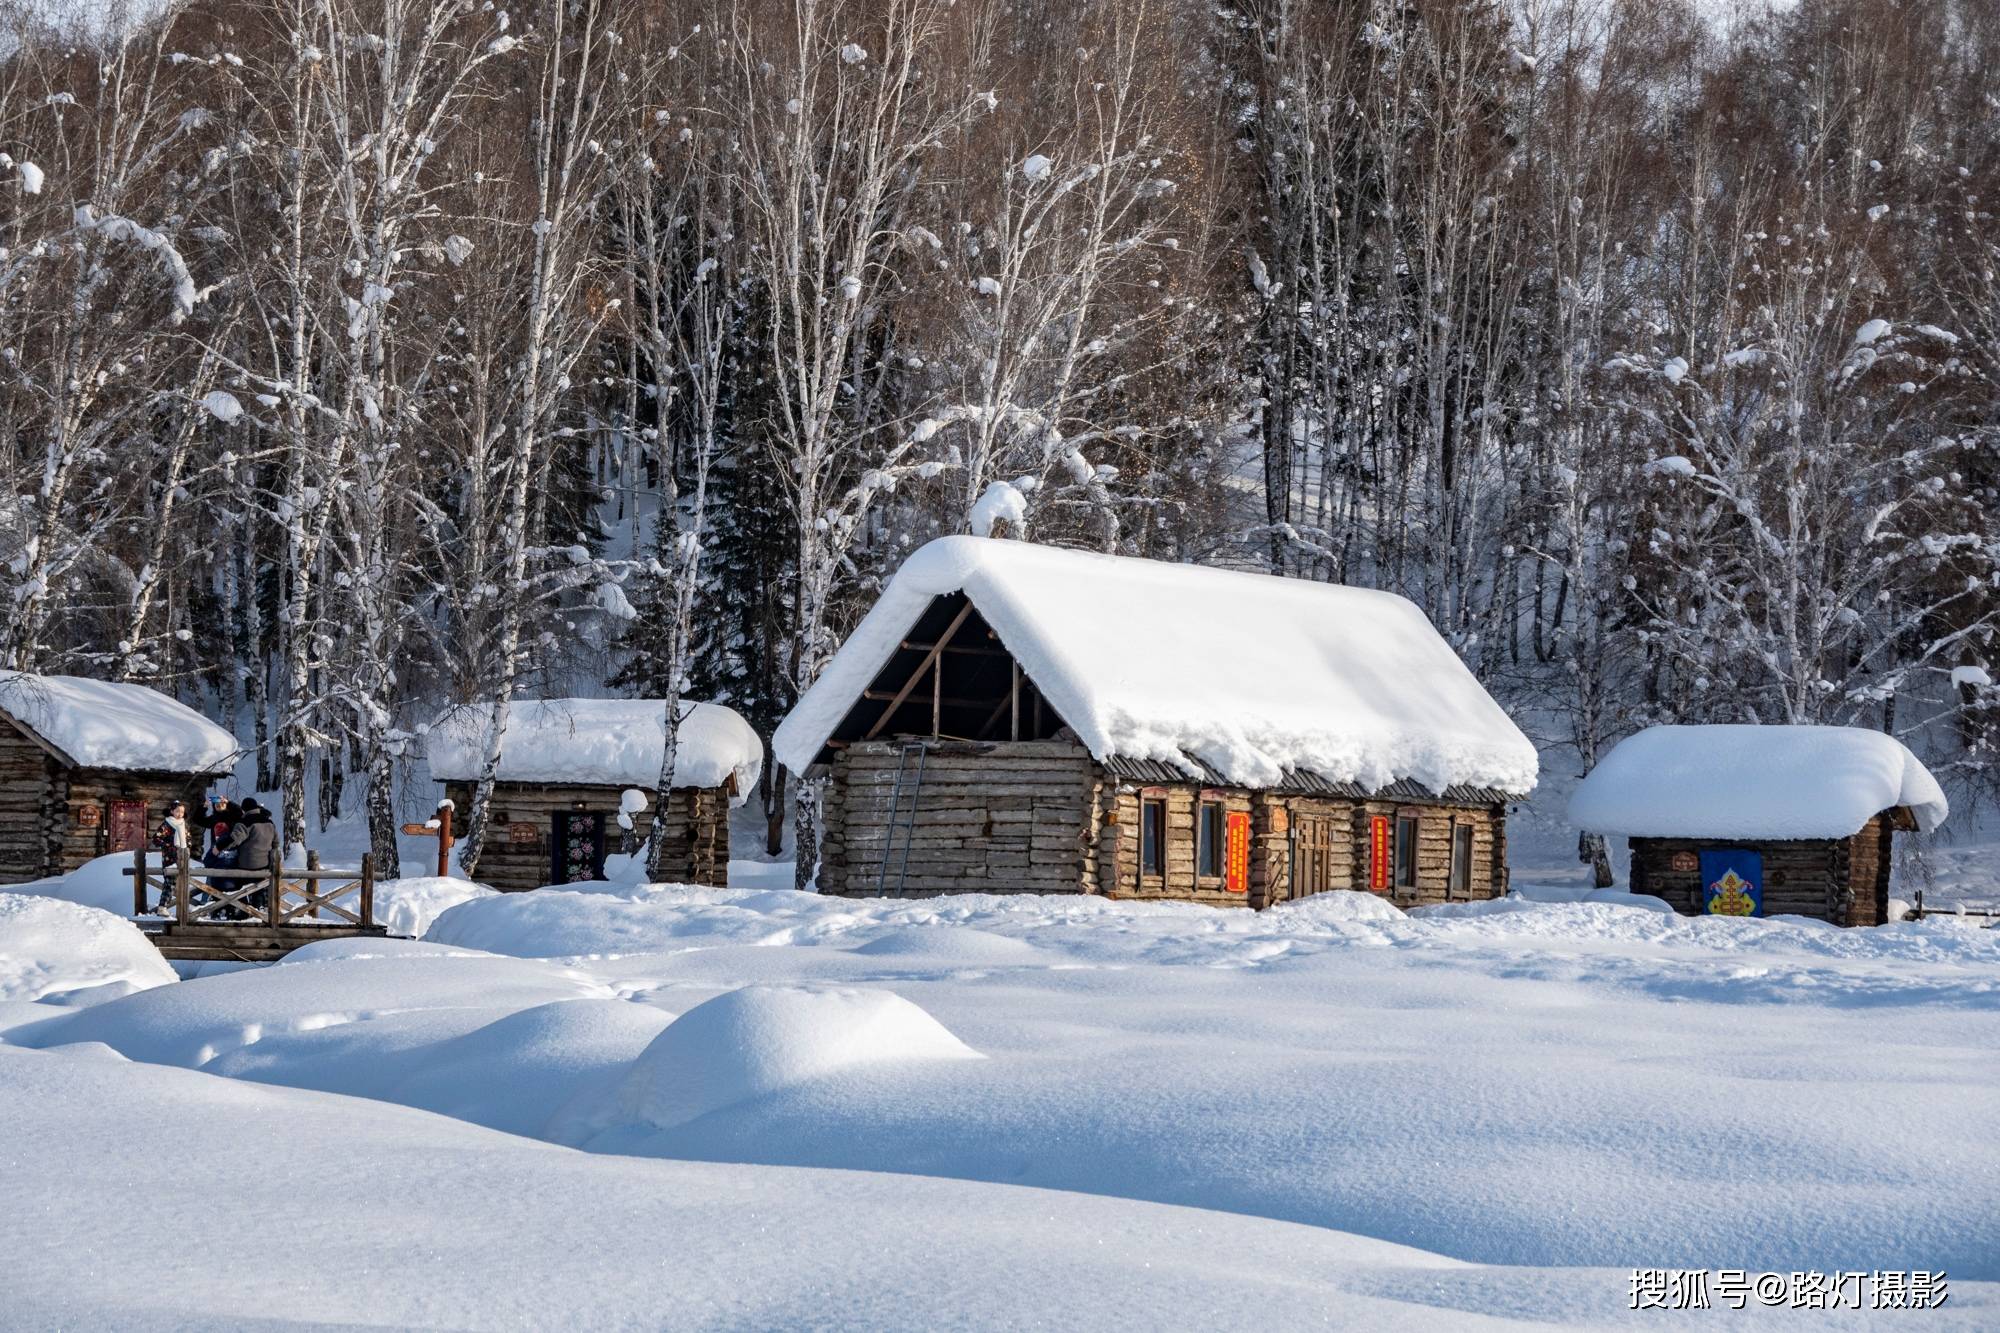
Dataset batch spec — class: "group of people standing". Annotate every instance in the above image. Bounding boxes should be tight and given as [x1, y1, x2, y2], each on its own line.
[152, 795, 278, 915]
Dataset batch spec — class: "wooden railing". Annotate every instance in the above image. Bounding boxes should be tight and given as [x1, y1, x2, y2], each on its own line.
[127, 848, 376, 930]
[1909, 890, 1998, 926]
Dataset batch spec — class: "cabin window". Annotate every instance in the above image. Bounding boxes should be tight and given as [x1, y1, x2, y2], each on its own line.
[1394, 815, 1419, 889]
[1449, 823, 1474, 898]
[1197, 801, 1224, 878]
[1140, 798, 1166, 877]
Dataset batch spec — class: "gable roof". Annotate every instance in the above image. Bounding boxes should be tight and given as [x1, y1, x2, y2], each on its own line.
[773, 536, 1538, 797]
[426, 698, 763, 799]
[0, 674, 239, 775]
[1567, 724, 1949, 840]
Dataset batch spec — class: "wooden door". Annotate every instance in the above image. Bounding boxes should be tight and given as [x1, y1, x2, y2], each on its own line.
[551, 810, 606, 884]
[1292, 815, 1336, 900]
[107, 799, 149, 854]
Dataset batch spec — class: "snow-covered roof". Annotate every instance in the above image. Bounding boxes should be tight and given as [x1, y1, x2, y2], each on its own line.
[773, 536, 1538, 796]
[0, 674, 239, 775]
[1568, 724, 1949, 840]
[427, 699, 762, 800]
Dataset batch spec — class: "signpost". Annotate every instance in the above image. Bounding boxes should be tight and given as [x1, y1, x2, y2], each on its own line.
[400, 801, 455, 878]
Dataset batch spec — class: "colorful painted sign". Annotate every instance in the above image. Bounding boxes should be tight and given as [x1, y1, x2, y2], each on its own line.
[1224, 811, 1251, 894]
[1700, 849, 1764, 917]
[1369, 816, 1391, 891]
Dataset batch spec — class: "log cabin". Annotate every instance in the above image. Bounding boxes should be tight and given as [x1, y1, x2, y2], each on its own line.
[427, 698, 763, 892]
[1568, 724, 1949, 926]
[773, 536, 1539, 908]
[0, 674, 240, 883]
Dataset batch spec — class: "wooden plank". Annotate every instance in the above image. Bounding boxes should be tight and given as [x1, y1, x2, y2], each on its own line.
[862, 600, 976, 741]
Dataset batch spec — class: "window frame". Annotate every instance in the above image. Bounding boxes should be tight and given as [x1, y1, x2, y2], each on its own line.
[1139, 796, 1166, 878]
[1449, 822, 1474, 899]
[1393, 814, 1420, 890]
[1196, 799, 1225, 879]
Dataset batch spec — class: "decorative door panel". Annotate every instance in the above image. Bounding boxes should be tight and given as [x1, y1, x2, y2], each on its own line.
[107, 800, 149, 854]
[551, 811, 606, 884]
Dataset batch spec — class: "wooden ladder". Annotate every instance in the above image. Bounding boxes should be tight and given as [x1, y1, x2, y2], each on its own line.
[876, 741, 930, 897]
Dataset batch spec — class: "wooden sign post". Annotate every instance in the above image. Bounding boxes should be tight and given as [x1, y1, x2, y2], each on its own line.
[400, 801, 456, 878]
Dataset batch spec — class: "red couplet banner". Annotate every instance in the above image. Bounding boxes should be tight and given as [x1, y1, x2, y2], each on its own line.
[1224, 812, 1251, 894]
[1369, 815, 1391, 891]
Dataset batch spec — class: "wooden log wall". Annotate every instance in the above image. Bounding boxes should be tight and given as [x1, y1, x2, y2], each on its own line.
[821, 740, 1513, 909]
[1095, 781, 1256, 907]
[1629, 833, 1883, 924]
[446, 781, 729, 893]
[1346, 800, 1503, 909]
[0, 723, 52, 882]
[1249, 792, 1292, 909]
[1091, 784, 1505, 910]
[820, 740, 1094, 896]
[53, 772, 213, 875]
[1843, 816, 1894, 928]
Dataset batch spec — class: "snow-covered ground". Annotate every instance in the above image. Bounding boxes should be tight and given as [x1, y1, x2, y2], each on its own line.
[0, 1043, 1705, 1329]
[2, 871, 1997, 1325]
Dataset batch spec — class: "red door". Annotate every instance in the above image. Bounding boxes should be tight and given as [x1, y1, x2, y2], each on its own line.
[107, 799, 150, 853]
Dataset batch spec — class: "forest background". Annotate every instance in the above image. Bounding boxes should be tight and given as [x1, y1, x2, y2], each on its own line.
[2, 0, 1996, 882]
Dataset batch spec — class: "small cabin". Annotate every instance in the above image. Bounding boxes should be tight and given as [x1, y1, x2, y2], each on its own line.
[427, 698, 763, 892]
[774, 537, 1538, 907]
[0, 674, 239, 883]
[1569, 724, 1949, 926]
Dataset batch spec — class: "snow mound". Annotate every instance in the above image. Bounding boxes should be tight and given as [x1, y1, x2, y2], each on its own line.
[8, 851, 167, 916]
[394, 998, 676, 1137]
[427, 697, 761, 798]
[0, 673, 238, 774]
[276, 936, 495, 965]
[425, 887, 755, 957]
[849, 925, 1045, 963]
[1583, 888, 1677, 914]
[367, 876, 497, 938]
[0, 895, 176, 1004]
[774, 535, 1537, 795]
[1265, 889, 1406, 927]
[1570, 724, 1948, 839]
[603, 985, 982, 1131]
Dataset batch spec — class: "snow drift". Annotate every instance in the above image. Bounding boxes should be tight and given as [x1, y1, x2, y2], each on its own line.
[0, 895, 175, 1004]
[7, 851, 170, 917]
[774, 536, 1538, 795]
[365, 877, 497, 938]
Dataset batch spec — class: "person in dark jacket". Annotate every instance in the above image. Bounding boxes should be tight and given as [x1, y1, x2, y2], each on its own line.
[226, 799, 279, 916]
[228, 799, 277, 868]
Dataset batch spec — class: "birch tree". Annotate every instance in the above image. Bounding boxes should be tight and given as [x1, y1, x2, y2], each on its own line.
[725, 0, 992, 885]
[454, 0, 628, 877]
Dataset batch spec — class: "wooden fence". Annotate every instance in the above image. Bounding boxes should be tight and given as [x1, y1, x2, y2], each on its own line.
[1909, 889, 1998, 927]
[128, 848, 376, 930]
